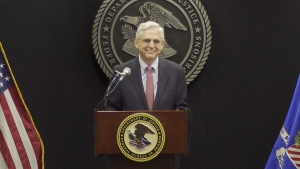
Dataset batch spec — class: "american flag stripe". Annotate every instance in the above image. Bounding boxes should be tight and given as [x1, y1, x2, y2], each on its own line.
[2, 88, 37, 169]
[0, 152, 9, 169]
[11, 87, 42, 168]
[0, 105, 21, 169]
[8, 87, 40, 169]
[0, 42, 43, 169]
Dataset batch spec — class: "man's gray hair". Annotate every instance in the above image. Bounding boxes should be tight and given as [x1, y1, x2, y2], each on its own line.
[136, 21, 165, 40]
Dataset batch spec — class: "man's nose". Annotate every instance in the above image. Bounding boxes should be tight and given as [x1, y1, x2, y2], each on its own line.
[148, 40, 155, 47]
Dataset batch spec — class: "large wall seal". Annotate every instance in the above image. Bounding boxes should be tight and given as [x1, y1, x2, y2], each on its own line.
[92, 0, 212, 84]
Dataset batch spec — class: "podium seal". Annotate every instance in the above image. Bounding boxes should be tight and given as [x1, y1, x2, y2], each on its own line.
[117, 113, 165, 162]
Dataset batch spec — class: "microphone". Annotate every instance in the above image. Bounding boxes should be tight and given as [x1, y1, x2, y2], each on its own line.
[99, 67, 131, 110]
[118, 67, 131, 81]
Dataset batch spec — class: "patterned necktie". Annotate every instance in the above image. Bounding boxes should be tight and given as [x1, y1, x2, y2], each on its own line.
[146, 66, 154, 110]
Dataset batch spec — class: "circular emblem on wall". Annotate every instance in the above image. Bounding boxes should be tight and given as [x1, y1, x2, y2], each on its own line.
[116, 113, 165, 162]
[92, 0, 212, 84]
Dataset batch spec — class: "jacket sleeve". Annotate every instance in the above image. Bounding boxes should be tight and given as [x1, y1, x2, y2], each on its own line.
[175, 66, 189, 110]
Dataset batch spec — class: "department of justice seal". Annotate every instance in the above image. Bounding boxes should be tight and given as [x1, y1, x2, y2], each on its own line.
[116, 113, 165, 162]
[92, 0, 212, 84]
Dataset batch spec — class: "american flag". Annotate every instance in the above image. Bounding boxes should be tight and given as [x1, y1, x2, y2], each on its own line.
[0, 43, 44, 169]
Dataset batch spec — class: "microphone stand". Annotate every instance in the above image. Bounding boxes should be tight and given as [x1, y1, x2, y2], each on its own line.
[95, 69, 128, 110]
[103, 73, 121, 110]
[93, 72, 121, 157]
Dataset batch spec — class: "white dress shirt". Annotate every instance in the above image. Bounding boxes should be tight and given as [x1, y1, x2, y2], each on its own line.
[139, 56, 159, 100]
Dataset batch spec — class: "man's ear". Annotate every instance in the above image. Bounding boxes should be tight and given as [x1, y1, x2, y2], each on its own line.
[134, 38, 139, 48]
[161, 40, 166, 48]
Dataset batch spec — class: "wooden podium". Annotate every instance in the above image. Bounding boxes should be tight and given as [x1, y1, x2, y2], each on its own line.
[94, 109, 189, 169]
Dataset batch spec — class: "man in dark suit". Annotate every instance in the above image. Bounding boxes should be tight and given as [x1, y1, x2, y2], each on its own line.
[106, 21, 189, 111]
[104, 21, 191, 169]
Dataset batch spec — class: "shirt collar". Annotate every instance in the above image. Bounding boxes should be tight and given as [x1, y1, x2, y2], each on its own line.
[138, 56, 159, 72]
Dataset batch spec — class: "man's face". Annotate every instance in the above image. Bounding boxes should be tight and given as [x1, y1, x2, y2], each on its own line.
[134, 28, 165, 65]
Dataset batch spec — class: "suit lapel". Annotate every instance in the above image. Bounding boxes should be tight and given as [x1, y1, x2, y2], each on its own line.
[153, 58, 170, 110]
[128, 58, 149, 109]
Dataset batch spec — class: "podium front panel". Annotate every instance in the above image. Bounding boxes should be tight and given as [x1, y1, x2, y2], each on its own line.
[94, 110, 188, 156]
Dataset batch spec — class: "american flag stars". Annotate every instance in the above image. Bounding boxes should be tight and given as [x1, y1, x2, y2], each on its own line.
[0, 63, 11, 87]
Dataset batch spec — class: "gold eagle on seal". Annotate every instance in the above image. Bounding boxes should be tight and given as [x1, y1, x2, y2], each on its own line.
[120, 2, 187, 59]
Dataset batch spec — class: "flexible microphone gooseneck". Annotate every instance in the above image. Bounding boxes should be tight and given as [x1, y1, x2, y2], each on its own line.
[95, 67, 131, 110]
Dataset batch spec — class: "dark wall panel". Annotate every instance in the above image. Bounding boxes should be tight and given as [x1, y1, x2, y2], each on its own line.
[1, 0, 300, 168]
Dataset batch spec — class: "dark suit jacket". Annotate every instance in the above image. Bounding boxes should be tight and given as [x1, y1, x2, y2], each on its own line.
[106, 57, 189, 111]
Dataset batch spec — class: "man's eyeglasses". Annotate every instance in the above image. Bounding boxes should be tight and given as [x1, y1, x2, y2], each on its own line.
[138, 38, 163, 45]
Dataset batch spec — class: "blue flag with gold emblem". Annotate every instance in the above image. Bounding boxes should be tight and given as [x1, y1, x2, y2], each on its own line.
[265, 74, 300, 169]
